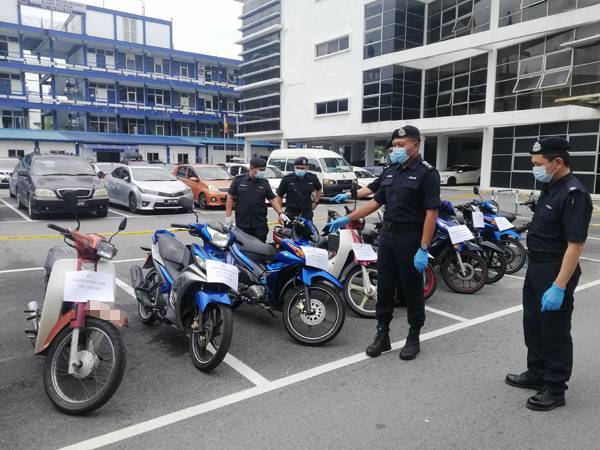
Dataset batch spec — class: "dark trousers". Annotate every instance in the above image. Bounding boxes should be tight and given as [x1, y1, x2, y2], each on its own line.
[522, 260, 581, 393]
[238, 224, 269, 243]
[376, 229, 425, 328]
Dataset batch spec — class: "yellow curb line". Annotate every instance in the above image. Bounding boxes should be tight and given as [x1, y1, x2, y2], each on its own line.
[0, 229, 186, 241]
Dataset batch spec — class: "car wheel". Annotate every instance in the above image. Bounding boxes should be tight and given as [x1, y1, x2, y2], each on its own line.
[198, 193, 208, 210]
[28, 196, 41, 219]
[128, 194, 138, 213]
[9, 187, 15, 198]
[16, 190, 25, 210]
[97, 209, 108, 218]
[447, 176, 457, 186]
[476, 177, 480, 185]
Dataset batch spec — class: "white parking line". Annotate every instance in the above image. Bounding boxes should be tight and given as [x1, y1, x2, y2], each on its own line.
[0, 198, 32, 222]
[109, 208, 133, 218]
[425, 306, 468, 322]
[580, 256, 600, 263]
[0, 258, 145, 275]
[505, 274, 525, 281]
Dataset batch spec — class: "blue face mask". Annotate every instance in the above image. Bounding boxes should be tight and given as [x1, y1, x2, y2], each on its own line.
[295, 169, 307, 177]
[390, 147, 409, 165]
[532, 160, 556, 184]
[255, 170, 267, 180]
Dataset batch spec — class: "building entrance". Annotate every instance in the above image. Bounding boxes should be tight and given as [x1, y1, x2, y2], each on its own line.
[96, 151, 121, 162]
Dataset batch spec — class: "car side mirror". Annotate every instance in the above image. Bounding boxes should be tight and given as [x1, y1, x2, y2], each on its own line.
[189, 176, 199, 182]
[124, 176, 131, 183]
[97, 171, 106, 179]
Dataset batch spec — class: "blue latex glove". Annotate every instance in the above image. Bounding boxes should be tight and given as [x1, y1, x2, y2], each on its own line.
[332, 193, 350, 203]
[324, 216, 350, 234]
[541, 283, 565, 311]
[413, 248, 429, 273]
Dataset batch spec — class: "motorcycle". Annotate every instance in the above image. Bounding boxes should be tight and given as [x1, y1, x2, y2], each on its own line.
[25, 191, 128, 415]
[129, 197, 234, 372]
[429, 202, 489, 294]
[210, 218, 345, 345]
[472, 187, 527, 274]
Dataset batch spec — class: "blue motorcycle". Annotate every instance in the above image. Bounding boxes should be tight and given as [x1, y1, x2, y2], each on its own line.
[429, 202, 489, 294]
[199, 217, 345, 346]
[129, 198, 234, 372]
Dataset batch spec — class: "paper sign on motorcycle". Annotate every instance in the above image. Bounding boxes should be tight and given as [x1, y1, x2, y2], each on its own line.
[63, 271, 115, 303]
[301, 246, 329, 272]
[472, 211, 485, 229]
[447, 225, 475, 245]
[351, 243, 377, 262]
[494, 216, 514, 231]
[206, 260, 239, 292]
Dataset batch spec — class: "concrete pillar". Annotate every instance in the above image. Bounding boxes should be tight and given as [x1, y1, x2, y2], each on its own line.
[436, 135, 448, 170]
[480, 127, 493, 189]
[419, 139, 425, 157]
[485, 48, 498, 114]
[244, 139, 252, 162]
[280, 138, 288, 149]
[365, 136, 376, 166]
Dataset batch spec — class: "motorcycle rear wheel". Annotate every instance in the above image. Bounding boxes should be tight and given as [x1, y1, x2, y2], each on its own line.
[343, 265, 377, 318]
[282, 281, 345, 345]
[43, 317, 126, 415]
[423, 264, 437, 300]
[138, 270, 158, 325]
[484, 247, 507, 284]
[499, 236, 527, 274]
[441, 250, 488, 294]
[189, 302, 233, 372]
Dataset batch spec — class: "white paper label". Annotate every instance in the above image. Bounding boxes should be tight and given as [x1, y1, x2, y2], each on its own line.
[495, 216, 514, 231]
[447, 225, 475, 245]
[206, 260, 239, 292]
[352, 243, 377, 262]
[301, 246, 330, 272]
[472, 211, 485, 229]
[63, 271, 115, 303]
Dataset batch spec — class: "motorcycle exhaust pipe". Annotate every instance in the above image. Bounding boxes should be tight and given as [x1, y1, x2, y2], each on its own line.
[129, 266, 154, 308]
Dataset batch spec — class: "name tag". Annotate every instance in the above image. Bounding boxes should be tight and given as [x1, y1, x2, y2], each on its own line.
[408, 176, 417, 180]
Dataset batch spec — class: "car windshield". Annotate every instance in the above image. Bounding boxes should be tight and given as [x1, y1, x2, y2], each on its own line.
[320, 157, 352, 173]
[131, 167, 176, 181]
[197, 167, 231, 181]
[265, 167, 282, 178]
[32, 158, 96, 176]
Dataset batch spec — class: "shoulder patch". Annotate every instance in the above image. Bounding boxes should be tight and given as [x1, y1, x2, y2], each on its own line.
[421, 161, 434, 170]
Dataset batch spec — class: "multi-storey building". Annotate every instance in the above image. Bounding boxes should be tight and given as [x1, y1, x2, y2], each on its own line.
[241, 0, 600, 193]
[0, 0, 273, 163]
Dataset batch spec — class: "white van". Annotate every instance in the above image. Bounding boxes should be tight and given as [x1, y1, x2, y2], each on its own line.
[267, 148, 357, 197]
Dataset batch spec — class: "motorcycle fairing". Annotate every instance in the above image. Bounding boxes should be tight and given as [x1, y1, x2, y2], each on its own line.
[300, 267, 343, 288]
[195, 291, 232, 312]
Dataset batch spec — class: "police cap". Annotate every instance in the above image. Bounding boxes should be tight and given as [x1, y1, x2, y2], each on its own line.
[391, 125, 420, 141]
[294, 156, 308, 166]
[530, 137, 570, 155]
[249, 157, 267, 168]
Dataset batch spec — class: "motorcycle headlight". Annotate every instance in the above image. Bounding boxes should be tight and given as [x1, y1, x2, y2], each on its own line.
[323, 179, 335, 185]
[194, 253, 206, 269]
[34, 188, 57, 198]
[96, 241, 117, 260]
[94, 188, 108, 198]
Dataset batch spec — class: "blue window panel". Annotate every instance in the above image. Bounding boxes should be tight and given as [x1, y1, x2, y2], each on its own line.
[96, 53, 106, 68]
[115, 52, 126, 69]
[144, 56, 154, 73]
[162, 59, 171, 75]
[135, 55, 144, 70]
[0, 78, 10, 95]
[171, 60, 180, 74]
[197, 98, 205, 110]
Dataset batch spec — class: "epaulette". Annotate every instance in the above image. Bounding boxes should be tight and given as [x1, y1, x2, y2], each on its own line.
[421, 160, 434, 170]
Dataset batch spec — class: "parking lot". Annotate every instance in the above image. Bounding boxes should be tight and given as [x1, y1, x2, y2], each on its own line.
[1, 188, 600, 449]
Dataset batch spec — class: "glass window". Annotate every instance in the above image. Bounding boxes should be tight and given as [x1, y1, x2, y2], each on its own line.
[539, 69, 571, 88]
[320, 157, 352, 173]
[269, 159, 286, 170]
[519, 56, 543, 75]
[197, 167, 231, 180]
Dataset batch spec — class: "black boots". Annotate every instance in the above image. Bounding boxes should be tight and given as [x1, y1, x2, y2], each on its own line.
[526, 390, 566, 411]
[366, 324, 391, 357]
[399, 327, 420, 360]
[505, 371, 544, 391]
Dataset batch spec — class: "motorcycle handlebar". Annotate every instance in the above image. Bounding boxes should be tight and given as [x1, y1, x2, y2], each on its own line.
[171, 223, 190, 229]
[48, 223, 69, 234]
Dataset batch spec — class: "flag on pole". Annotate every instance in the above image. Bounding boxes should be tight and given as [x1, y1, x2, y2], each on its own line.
[223, 114, 229, 136]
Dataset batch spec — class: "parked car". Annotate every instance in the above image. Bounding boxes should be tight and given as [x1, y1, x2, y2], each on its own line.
[106, 165, 192, 213]
[439, 164, 481, 186]
[267, 148, 356, 197]
[364, 165, 385, 177]
[223, 162, 249, 177]
[120, 152, 145, 165]
[12, 154, 109, 219]
[0, 158, 18, 189]
[93, 162, 124, 182]
[353, 166, 377, 190]
[174, 164, 232, 209]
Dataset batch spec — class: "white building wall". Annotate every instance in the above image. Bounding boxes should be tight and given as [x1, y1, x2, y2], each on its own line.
[171, 146, 195, 164]
[0, 140, 35, 159]
[0, 0, 18, 24]
[86, 10, 115, 40]
[38, 142, 76, 155]
[145, 22, 171, 48]
[138, 145, 167, 163]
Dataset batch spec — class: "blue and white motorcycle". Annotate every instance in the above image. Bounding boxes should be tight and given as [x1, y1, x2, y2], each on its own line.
[129, 198, 234, 372]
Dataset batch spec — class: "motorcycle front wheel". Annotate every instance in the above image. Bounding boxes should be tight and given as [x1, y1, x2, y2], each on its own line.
[282, 281, 345, 345]
[43, 317, 126, 415]
[484, 247, 507, 284]
[343, 265, 377, 318]
[189, 302, 233, 372]
[499, 236, 527, 274]
[440, 250, 488, 294]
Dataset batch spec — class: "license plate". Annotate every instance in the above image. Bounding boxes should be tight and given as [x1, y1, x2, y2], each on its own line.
[166, 199, 178, 204]
[77, 200, 86, 207]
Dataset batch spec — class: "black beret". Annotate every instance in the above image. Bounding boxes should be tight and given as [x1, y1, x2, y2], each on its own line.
[530, 137, 570, 155]
[249, 157, 267, 168]
[294, 156, 308, 166]
[391, 125, 420, 141]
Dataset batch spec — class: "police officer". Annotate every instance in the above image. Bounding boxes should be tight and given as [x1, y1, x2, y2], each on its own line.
[226, 158, 288, 242]
[277, 156, 322, 221]
[505, 137, 592, 411]
[325, 126, 441, 360]
[332, 141, 394, 203]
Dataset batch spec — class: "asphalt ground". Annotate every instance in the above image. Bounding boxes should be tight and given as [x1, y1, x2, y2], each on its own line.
[0, 187, 599, 449]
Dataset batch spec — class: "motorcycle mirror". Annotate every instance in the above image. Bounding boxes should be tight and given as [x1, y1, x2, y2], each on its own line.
[110, 218, 128, 242]
[473, 186, 479, 195]
[178, 197, 199, 222]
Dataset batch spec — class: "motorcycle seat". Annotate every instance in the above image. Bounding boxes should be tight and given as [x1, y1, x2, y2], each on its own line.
[44, 245, 77, 275]
[231, 227, 277, 263]
[497, 210, 517, 223]
[156, 234, 191, 275]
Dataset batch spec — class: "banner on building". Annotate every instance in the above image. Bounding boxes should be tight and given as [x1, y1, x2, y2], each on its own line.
[19, 0, 87, 15]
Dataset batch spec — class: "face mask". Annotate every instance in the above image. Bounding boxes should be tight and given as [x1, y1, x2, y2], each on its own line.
[390, 147, 409, 165]
[532, 160, 556, 184]
[295, 169, 307, 177]
[255, 170, 267, 180]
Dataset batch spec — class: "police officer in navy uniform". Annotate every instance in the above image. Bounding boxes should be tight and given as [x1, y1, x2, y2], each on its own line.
[277, 156, 322, 221]
[226, 158, 288, 242]
[325, 126, 441, 360]
[506, 137, 592, 411]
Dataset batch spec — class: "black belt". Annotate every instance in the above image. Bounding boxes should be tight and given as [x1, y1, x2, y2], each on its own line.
[382, 222, 423, 234]
[527, 251, 563, 263]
